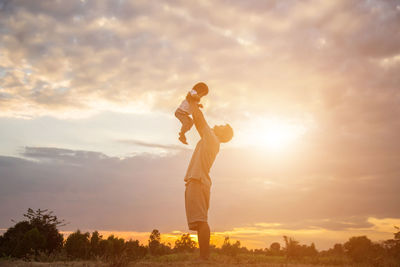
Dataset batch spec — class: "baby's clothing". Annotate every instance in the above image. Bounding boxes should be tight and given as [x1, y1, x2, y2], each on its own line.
[177, 89, 198, 114]
[175, 89, 200, 139]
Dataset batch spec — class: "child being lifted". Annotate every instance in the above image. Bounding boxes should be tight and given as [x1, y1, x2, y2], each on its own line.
[175, 82, 209, 144]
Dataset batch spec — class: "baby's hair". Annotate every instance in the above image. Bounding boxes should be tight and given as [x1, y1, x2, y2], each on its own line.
[193, 82, 209, 95]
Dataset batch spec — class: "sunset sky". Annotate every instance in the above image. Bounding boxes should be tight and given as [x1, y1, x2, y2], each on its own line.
[1, 0, 400, 250]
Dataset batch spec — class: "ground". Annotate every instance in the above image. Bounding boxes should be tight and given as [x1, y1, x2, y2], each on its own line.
[0, 253, 356, 267]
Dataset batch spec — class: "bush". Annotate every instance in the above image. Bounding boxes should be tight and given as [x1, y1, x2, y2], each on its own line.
[64, 230, 90, 259]
[125, 239, 147, 261]
[0, 208, 64, 259]
[221, 237, 241, 257]
[148, 229, 171, 256]
[344, 235, 374, 263]
[174, 233, 196, 253]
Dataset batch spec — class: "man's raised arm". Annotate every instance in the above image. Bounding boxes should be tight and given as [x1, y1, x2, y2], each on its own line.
[189, 101, 209, 138]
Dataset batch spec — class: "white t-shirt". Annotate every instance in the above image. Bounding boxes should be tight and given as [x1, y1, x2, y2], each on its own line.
[178, 89, 198, 114]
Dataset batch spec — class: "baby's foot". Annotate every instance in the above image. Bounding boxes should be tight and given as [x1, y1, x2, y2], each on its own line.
[179, 133, 188, 145]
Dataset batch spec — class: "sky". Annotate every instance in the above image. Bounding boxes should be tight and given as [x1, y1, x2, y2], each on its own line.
[1, 0, 400, 250]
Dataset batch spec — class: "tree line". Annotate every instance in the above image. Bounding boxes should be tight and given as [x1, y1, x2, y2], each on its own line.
[0, 209, 399, 266]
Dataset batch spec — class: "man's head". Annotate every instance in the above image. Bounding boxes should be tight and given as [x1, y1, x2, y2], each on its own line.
[193, 82, 209, 97]
[213, 124, 233, 143]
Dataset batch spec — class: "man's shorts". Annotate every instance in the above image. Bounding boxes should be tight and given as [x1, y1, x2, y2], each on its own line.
[185, 179, 210, 231]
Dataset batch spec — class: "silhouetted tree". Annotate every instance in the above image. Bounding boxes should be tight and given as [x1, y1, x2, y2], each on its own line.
[20, 227, 46, 257]
[344, 236, 373, 263]
[148, 229, 161, 255]
[269, 242, 281, 256]
[221, 237, 241, 257]
[174, 233, 196, 253]
[64, 230, 90, 259]
[381, 226, 400, 263]
[0, 208, 64, 258]
[307, 242, 318, 257]
[125, 239, 147, 261]
[99, 235, 126, 265]
[90, 230, 102, 258]
[147, 229, 171, 256]
[332, 243, 344, 255]
[283, 236, 301, 259]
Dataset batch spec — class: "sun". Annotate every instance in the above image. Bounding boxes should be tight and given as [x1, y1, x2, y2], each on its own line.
[239, 117, 308, 151]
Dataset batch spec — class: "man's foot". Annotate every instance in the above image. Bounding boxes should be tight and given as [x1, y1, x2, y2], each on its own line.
[179, 133, 188, 145]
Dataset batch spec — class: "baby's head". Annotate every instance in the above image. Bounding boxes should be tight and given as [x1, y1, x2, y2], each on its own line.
[213, 124, 234, 143]
[193, 82, 209, 97]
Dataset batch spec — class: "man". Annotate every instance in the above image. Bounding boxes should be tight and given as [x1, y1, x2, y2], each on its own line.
[184, 99, 233, 260]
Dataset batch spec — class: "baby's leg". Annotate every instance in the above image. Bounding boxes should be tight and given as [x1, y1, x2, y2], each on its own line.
[175, 109, 194, 135]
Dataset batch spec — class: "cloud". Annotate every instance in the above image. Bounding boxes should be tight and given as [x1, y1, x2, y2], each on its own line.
[1, 0, 400, 250]
[117, 139, 188, 151]
[0, 146, 191, 232]
[1, 145, 399, 239]
[0, 0, 398, 123]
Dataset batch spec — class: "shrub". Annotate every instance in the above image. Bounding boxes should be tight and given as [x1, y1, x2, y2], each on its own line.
[0, 208, 64, 259]
[174, 233, 196, 253]
[64, 230, 90, 259]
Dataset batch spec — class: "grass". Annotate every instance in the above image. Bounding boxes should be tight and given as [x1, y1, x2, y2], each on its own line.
[0, 253, 358, 267]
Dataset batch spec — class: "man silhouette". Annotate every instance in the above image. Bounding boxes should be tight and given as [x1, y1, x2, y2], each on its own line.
[184, 99, 233, 260]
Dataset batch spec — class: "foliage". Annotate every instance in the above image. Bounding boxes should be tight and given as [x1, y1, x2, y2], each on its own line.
[125, 239, 147, 261]
[269, 242, 281, 254]
[221, 237, 242, 257]
[283, 236, 318, 260]
[174, 233, 196, 253]
[148, 229, 171, 256]
[99, 235, 127, 266]
[382, 226, 400, 262]
[2, 210, 400, 266]
[343, 235, 374, 263]
[148, 229, 161, 256]
[0, 208, 64, 259]
[65, 230, 90, 259]
[89, 230, 102, 258]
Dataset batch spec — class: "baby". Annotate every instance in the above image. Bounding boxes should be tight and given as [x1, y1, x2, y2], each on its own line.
[175, 82, 209, 144]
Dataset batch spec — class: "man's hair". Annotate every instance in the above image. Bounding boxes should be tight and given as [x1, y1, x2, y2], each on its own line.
[217, 124, 234, 143]
[193, 82, 209, 95]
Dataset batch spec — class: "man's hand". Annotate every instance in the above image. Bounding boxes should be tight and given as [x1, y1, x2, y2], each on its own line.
[186, 93, 200, 103]
[189, 99, 208, 138]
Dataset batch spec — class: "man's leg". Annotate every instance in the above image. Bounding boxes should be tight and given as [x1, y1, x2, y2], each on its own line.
[197, 221, 210, 260]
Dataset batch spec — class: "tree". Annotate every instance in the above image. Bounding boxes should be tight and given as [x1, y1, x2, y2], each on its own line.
[23, 208, 65, 254]
[382, 226, 400, 262]
[147, 229, 170, 256]
[0, 208, 64, 258]
[19, 227, 46, 257]
[269, 242, 281, 256]
[98, 235, 127, 266]
[148, 229, 161, 255]
[64, 230, 90, 259]
[221, 237, 241, 257]
[344, 236, 373, 263]
[306, 242, 318, 257]
[90, 230, 103, 258]
[125, 239, 147, 260]
[283, 236, 301, 259]
[174, 233, 196, 253]
[332, 243, 344, 255]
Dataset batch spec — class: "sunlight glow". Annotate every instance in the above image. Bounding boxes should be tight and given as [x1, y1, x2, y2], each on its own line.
[239, 117, 308, 151]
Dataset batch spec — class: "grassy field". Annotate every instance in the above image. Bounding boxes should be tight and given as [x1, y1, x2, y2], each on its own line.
[0, 253, 359, 267]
